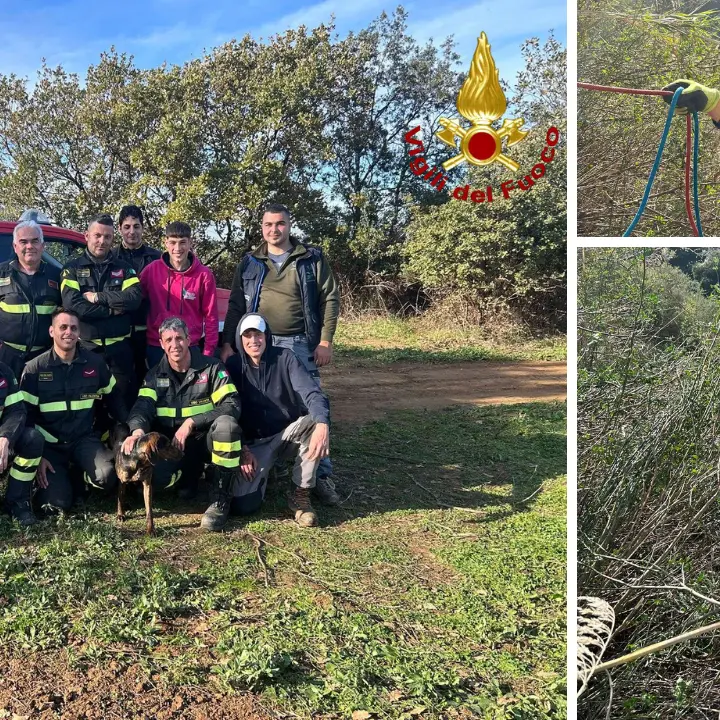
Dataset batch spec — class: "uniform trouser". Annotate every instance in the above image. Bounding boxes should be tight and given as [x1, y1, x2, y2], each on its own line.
[89, 337, 135, 439]
[0, 342, 47, 381]
[130, 327, 148, 397]
[34, 433, 117, 511]
[3, 427, 44, 506]
[231, 414, 320, 516]
[272, 334, 333, 479]
[151, 415, 242, 491]
[92, 337, 136, 399]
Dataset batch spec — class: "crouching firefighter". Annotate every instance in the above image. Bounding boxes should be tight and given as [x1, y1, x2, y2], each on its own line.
[122, 317, 242, 532]
[20, 308, 127, 511]
[0, 362, 44, 526]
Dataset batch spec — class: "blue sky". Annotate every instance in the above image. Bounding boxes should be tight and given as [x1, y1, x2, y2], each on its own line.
[0, 0, 565, 87]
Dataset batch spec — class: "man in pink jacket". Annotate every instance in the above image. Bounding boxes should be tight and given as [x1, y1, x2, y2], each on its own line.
[140, 222, 218, 369]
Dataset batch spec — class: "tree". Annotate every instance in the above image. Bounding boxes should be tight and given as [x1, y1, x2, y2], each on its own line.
[403, 34, 567, 327]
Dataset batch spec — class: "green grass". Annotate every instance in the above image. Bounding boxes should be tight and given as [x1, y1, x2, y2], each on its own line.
[333, 317, 566, 366]
[0, 402, 566, 718]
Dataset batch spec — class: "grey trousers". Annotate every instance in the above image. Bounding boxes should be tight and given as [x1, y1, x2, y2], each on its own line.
[271, 334, 333, 478]
[231, 414, 320, 515]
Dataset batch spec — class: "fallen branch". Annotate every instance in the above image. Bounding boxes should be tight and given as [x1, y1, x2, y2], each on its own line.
[594, 620, 720, 673]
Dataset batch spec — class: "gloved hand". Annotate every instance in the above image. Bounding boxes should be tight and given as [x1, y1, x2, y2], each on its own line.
[661, 80, 720, 114]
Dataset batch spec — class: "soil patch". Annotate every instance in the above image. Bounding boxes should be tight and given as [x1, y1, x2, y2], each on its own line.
[0, 649, 269, 719]
[323, 361, 566, 423]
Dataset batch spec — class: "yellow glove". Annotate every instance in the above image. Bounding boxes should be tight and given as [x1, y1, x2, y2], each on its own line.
[661, 79, 720, 114]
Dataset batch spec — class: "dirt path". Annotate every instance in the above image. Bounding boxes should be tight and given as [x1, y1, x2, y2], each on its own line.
[323, 360, 566, 423]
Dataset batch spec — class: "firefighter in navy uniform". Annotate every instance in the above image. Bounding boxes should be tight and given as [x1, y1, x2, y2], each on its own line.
[115, 205, 161, 384]
[123, 317, 242, 532]
[0, 219, 61, 379]
[20, 308, 127, 511]
[60, 214, 142, 402]
[0, 362, 44, 526]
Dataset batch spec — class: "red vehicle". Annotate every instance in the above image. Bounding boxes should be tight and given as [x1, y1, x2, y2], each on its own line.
[0, 221, 230, 335]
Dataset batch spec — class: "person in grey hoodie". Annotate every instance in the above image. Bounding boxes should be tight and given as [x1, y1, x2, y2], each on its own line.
[225, 313, 330, 527]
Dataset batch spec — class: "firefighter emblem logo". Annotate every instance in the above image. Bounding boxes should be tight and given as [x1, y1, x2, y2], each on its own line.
[436, 33, 528, 172]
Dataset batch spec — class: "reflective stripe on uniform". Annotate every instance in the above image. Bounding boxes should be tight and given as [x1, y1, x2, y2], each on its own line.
[4, 391, 23, 407]
[157, 402, 214, 418]
[138, 387, 157, 400]
[98, 376, 117, 394]
[10, 455, 41, 482]
[211, 452, 240, 468]
[84, 471, 103, 489]
[39, 401, 67, 412]
[21, 391, 39, 405]
[211, 383, 236, 404]
[70, 399, 95, 410]
[91, 335, 129, 347]
[10, 467, 36, 481]
[61, 279, 81, 291]
[35, 305, 56, 315]
[134, 325, 147, 332]
[36, 425, 58, 443]
[212, 440, 241, 452]
[166, 469, 182, 488]
[181, 403, 213, 417]
[5, 341, 45, 351]
[0, 302, 30, 313]
[14, 456, 41, 468]
[121, 276, 140, 291]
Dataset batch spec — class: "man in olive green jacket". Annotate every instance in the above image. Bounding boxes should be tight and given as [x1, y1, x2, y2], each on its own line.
[219, 202, 340, 504]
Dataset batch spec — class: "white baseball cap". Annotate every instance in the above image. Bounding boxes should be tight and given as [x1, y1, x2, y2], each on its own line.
[239, 314, 267, 335]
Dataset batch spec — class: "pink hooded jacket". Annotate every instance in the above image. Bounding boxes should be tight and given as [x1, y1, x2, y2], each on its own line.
[141, 252, 218, 354]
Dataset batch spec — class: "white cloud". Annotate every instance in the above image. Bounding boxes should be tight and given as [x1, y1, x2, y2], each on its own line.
[251, 0, 387, 40]
[409, 0, 566, 81]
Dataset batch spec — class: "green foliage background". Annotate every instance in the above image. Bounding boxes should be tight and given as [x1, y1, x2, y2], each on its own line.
[0, 8, 566, 326]
[578, 247, 720, 717]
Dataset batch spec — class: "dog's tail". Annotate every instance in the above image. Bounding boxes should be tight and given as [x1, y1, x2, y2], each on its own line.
[139, 432, 183, 463]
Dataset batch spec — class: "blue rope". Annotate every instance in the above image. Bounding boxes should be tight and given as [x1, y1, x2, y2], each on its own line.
[692, 110, 703, 236]
[623, 87, 691, 237]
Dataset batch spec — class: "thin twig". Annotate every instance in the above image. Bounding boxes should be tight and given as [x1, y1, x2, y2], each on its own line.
[246, 532, 269, 588]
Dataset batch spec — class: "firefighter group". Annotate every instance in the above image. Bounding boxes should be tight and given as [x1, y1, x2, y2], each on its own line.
[0, 202, 340, 531]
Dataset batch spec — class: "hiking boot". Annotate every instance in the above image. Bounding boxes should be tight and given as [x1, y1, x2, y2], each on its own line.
[288, 486, 318, 527]
[200, 469, 234, 532]
[7, 500, 38, 527]
[314, 475, 340, 506]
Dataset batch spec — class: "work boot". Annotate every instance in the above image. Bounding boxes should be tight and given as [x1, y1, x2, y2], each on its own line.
[200, 469, 234, 532]
[6, 499, 38, 527]
[288, 486, 318, 527]
[314, 475, 340, 506]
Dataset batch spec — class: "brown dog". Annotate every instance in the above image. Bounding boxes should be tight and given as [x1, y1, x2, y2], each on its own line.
[114, 427, 183, 535]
